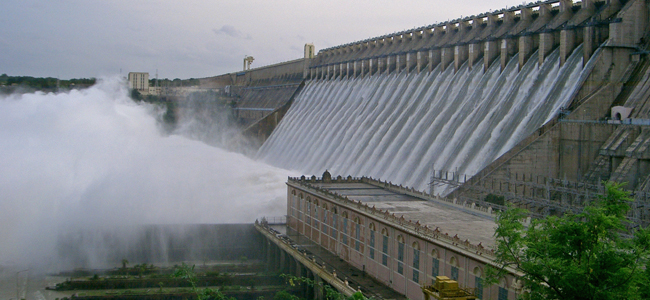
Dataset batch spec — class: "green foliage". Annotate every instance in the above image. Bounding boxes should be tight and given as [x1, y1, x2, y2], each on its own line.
[130, 89, 143, 101]
[273, 290, 299, 300]
[486, 182, 650, 300]
[281, 274, 372, 300]
[173, 262, 235, 300]
[0, 74, 95, 90]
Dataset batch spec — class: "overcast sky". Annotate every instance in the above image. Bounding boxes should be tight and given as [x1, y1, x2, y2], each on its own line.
[1, 0, 523, 80]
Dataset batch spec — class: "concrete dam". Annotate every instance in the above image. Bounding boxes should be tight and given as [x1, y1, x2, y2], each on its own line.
[203, 0, 650, 222]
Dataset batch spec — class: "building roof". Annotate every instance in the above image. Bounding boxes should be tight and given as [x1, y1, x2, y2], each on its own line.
[291, 177, 499, 249]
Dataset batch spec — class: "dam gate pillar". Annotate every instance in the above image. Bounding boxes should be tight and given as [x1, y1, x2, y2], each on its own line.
[455, 44, 469, 72]
[539, 32, 555, 65]
[406, 52, 415, 73]
[429, 49, 442, 72]
[417, 51, 428, 72]
[484, 40, 499, 71]
[353, 61, 359, 78]
[519, 34, 536, 69]
[500, 38, 517, 71]
[468, 43, 483, 69]
[441, 47, 454, 71]
[561, 26, 582, 66]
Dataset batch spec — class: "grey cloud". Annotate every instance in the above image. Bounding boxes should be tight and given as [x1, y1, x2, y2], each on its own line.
[213, 25, 246, 39]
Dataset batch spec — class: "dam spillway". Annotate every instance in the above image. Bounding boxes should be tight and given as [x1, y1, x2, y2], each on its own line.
[198, 0, 649, 203]
[257, 45, 588, 192]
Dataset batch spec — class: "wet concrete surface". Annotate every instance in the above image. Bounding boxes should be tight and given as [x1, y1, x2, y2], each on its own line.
[285, 228, 407, 300]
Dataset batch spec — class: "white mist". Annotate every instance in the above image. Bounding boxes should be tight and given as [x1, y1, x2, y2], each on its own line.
[0, 76, 293, 269]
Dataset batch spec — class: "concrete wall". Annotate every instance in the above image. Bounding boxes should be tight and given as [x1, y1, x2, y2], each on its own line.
[199, 58, 310, 89]
[241, 82, 304, 146]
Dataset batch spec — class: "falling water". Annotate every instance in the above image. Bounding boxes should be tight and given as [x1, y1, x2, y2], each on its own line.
[258, 45, 587, 193]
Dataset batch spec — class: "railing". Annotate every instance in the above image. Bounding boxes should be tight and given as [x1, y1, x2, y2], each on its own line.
[255, 222, 382, 299]
[260, 216, 287, 225]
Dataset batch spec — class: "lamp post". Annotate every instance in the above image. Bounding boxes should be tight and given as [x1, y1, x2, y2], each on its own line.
[16, 269, 29, 300]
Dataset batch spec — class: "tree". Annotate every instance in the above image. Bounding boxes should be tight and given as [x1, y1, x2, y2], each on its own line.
[487, 182, 650, 300]
[121, 259, 129, 269]
[281, 274, 371, 300]
[130, 89, 143, 101]
[173, 262, 235, 300]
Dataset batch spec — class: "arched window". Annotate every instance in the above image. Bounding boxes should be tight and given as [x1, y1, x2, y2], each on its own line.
[431, 249, 440, 278]
[412, 242, 421, 283]
[354, 217, 362, 252]
[450, 256, 459, 281]
[369, 223, 376, 259]
[397, 235, 405, 275]
[473, 267, 483, 300]
[381, 228, 389, 266]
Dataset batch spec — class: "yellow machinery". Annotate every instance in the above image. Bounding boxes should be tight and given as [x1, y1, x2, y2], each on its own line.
[421, 276, 477, 300]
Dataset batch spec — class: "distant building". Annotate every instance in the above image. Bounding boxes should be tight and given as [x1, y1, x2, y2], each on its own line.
[128, 72, 149, 93]
[148, 86, 161, 96]
[304, 43, 315, 59]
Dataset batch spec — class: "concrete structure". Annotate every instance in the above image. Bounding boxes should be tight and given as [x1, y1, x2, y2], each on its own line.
[285, 173, 521, 300]
[128, 72, 149, 93]
[197, 0, 649, 221]
[196, 44, 315, 140]
[309, 0, 643, 79]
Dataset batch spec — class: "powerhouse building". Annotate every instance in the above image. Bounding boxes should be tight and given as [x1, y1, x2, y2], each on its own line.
[286, 172, 522, 300]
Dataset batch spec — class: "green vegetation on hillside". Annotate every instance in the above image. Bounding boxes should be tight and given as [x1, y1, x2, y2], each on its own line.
[149, 77, 200, 88]
[0, 73, 95, 90]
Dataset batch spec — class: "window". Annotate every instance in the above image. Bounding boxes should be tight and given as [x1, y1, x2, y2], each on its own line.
[381, 228, 389, 266]
[342, 213, 348, 245]
[291, 191, 297, 217]
[476, 277, 483, 299]
[313, 203, 319, 228]
[413, 242, 420, 283]
[397, 235, 405, 275]
[369, 223, 376, 259]
[498, 287, 508, 300]
[432, 257, 439, 277]
[298, 195, 302, 220]
[450, 257, 459, 281]
[474, 267, 483, 300]
[331, 208, 338, 239]
[354, 220, 361, 252]
[322, 206, 328, 235]
[306, 199, 311, 225]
